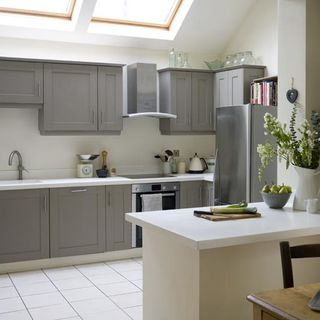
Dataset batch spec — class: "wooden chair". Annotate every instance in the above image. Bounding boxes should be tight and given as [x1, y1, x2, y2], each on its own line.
[279, 241, 320, 288]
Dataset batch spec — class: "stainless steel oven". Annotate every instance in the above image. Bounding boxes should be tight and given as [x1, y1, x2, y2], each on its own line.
[131, 182, 180, 247]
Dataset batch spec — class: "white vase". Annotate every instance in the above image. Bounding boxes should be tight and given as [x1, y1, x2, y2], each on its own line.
[293, 166, 320, 210]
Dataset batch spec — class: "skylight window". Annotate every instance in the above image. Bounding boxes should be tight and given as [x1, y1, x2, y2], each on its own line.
[0, 0, 75, 18]
[92, 0, 182, 29]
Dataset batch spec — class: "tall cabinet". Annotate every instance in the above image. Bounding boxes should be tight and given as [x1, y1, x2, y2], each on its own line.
[159, 68, 214, 134]
[214, 65, 265, 108]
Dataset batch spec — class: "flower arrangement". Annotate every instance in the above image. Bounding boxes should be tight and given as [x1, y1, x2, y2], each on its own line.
[257, 105, 320, 181]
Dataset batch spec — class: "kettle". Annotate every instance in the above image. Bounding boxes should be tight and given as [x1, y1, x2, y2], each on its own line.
[189, 153, 208, 173]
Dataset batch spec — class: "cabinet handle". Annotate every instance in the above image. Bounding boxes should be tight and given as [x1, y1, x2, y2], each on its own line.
[108, 191, 111, 207]
[100, 110, 103, 127]
[91, 110, 95, 124]
[209, 111, 212, 125]
[71, 189, 87, 193]
[38, 81, 41, 96]
[199, 187, 202, 202]
[43, 194, 47, 212]
[188, 112, 191, 126]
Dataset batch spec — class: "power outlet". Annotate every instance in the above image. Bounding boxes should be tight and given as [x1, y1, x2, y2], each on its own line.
[173, 150, 180, 157]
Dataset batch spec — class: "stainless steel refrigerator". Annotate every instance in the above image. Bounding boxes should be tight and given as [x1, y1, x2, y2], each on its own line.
[215, 104, 277, 204]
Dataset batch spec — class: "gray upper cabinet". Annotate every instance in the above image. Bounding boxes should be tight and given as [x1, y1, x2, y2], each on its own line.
[98, 66, 123, 132]
[180, 181, 203, 208]
[0, 189, 49, 263]
[106, 185, 132, 251]
[159, 69, 214, 134]
[40, 63, 98, 132]
[50, 186, 105, 257]
[0, 61, 43, 105]
[214, 66, 265, 108]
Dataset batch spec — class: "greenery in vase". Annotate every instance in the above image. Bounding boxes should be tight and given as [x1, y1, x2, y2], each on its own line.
[257, 106, 320, 181]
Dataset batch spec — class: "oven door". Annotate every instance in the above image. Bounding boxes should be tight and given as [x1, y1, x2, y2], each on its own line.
[131, 191, 180, 247]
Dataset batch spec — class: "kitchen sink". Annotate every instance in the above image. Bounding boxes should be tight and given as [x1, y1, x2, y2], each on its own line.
[0, 179, 43, 185]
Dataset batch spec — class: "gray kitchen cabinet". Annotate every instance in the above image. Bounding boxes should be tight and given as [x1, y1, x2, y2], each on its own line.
[180, 181, 203, 208]
[50, 186, 105, 257]
[0, 61, 43, 105]
[0, 189, 49, 263]
[202, 181, 214, 206]
[40, 63, 98, 132]
[214, 66, 265, 109]
[98, 66, 123, 132]
[159, 69, 214, 134]
[106, 185, 132, 251]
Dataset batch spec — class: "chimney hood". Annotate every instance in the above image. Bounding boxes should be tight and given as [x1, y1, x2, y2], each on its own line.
[124, 63, 177, 119]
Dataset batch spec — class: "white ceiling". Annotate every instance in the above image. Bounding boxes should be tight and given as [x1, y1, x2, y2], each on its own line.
[0, 0, 256, 55]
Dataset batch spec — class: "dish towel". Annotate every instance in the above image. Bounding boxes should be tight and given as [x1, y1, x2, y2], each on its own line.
[141, 193, 163, 212]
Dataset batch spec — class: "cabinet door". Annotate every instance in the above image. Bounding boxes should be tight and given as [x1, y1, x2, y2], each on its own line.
[0, 61, 43, 105]
[106, 185, 132, 251]
[50, 187, 105, 257]
[0, 189, 49, 263]
[169, 71, 192, 131]
[214, 71, 228, 108]
[180, 181, 203, 208]
[202, 181, 214, 206]
[228, 68, 244, 106]
[98, 66, 123, 132]
[192, 73, 214, 131]
[42, 64, 97, 131]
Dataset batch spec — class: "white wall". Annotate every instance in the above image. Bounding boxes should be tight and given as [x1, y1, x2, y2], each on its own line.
[222, 0, 278, 76]
[0, 38, 214, 179]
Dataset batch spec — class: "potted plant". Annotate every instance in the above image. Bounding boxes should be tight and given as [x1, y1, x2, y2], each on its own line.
[257, 105, 320, 210]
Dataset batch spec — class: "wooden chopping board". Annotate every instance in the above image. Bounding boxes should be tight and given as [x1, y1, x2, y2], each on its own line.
[196, 213, 261, 222]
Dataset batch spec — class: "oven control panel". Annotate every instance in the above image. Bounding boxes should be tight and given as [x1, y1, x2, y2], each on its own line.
[132, 182, 180, 193]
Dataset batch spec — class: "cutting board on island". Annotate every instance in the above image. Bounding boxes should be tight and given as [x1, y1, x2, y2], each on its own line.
[194, 211, 261, 222]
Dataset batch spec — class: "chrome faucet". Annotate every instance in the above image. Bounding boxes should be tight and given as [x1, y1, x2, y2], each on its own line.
[8, 150, 28, 180]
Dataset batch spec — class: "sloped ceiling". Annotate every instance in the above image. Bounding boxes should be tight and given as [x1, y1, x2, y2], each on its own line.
[0, 0, 256, 55]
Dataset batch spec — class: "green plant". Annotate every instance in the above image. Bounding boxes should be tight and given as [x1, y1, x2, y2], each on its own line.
[257, 107, 320, 181]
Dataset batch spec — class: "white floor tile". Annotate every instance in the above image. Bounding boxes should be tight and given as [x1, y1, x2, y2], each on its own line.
[119, 270, 143, 281]
[0, 274, 12, 288]
[107, 260, 142, 272]
[22, 292, 66, 309]
[0, 297, 25, 314]
[52, 277, 92, 291]
[0, 286, 19, 300]
[61, 286, 105, 302]
[98, 281, 140, 296]
[76, 263, 115, 276]
[10, 271, 48, 285]
[15, 281, 57, 296]
[110, 292, 143, 309]
[29, 303, 77, 320]
[131, 280, 143, 290]
[81, 309, 131, 320]
[44, 266, 83, 281]
[124, 306, 143, 320]
[71, 297, 118, 316]
[87, 273, 127, 286]
[0, 310, 31, 320]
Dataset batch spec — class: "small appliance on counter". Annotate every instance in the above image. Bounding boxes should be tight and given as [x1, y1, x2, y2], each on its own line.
[205, 156, 215, 173]
[96, 150, 108, 178]
[189, 153, 208, 173]
[77, 154, 99, 178]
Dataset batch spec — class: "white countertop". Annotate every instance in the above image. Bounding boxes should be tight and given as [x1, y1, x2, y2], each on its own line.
[0, 173, 213, 191]
[126, 202, 320, 250]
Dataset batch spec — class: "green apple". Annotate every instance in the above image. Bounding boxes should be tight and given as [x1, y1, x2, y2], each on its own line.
[262, 184, 270, 193]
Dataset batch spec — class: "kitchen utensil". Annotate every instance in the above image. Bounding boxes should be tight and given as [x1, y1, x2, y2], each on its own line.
[163, 162, 171, 175]
[77, 154, 99, 178]
[177, 161, 186, 174]
[78, 154, 99, 161]
[205, 156, 215, 173]
[96, 150, 108, 178]
[189, 153, 208, 173]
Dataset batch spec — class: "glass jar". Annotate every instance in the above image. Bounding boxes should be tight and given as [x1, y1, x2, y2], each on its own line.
[233, 52, 242, 66]
[241, 51, 255, 65]
[169, 48, 176, 67]
[224, 54, 234, 67]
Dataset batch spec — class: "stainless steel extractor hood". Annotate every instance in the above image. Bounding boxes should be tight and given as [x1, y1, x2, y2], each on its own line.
[124, 63, 176, 119]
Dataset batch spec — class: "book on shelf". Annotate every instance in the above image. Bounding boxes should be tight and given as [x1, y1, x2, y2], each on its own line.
[250, 76, 278, 107]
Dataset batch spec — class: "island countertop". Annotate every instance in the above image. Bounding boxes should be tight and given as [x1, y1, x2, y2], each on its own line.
[126, 202, 320, 250]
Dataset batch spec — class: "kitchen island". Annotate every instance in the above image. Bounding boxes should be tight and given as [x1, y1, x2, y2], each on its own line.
[126, 203, 320, 320]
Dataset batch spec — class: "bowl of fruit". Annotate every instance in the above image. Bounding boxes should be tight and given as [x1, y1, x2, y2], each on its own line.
[261, 184, 292, 209]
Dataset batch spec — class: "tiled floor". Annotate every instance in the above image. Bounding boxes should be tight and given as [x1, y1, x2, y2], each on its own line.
[0, 258, 143, 320]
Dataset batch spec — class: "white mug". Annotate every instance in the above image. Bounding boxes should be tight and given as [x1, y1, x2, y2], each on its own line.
[304, 198, 319, 213]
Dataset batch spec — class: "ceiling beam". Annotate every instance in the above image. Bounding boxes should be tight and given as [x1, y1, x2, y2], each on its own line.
[74, 0, 97, 33]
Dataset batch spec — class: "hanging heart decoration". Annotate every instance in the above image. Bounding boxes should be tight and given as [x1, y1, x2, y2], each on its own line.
[286, 88, 298, 104]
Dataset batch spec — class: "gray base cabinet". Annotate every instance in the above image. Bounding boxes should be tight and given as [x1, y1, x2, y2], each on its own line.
[50, 186, 105, 257]
[106, 185, 132, 251]
[180, 181, 204, 208]
[159, 69, 214, 134]
[202, 181, 214, 206]
[0, 61, 43, 105]
[0, 189, 49, 263]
